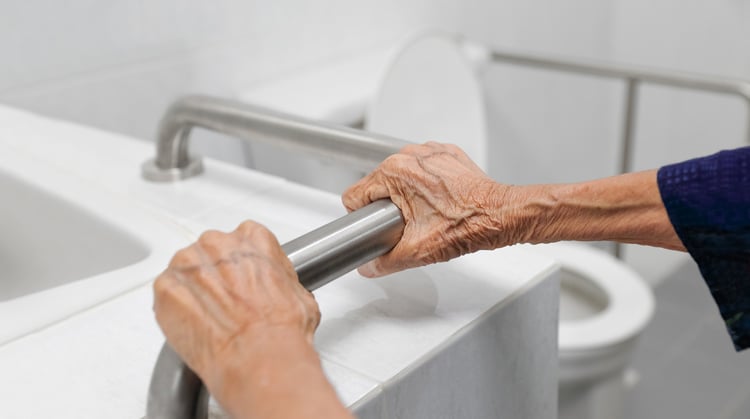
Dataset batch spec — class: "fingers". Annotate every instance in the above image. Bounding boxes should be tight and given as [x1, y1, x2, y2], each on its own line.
[356, 244, 412, 278]
[235, 220, 298, 282]
[163, 222, 291, 320]
[342, 168, 391, 212]
[356, 259, 380, 278]
[153, 271, 205, 367]
[341, 141, 493, 279]
[153, 219, 326, 386]
[342, 142, 481, 211]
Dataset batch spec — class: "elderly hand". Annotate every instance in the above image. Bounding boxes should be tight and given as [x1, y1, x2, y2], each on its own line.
[342, 142, 519, 278]
[343, 142, 687, 281]
[154, 221, 353, 419]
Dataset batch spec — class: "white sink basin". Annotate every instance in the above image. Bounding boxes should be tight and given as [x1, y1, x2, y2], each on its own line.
[0, 144, 191, 346]
[0, 168, 149, 301]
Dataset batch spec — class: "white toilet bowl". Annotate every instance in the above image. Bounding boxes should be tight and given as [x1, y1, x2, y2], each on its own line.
[367, 33, 655, 419]
[539, 243, 654, 382]
[531, 242, 654, 419]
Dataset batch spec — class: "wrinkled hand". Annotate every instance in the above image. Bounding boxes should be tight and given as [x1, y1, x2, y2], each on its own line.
[153, 221, 320, 400]
[343, 142, 513, 278]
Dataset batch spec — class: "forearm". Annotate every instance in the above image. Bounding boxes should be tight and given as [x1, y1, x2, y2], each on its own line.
[493, 170, 685, 250]
[210, 330, 353, 419]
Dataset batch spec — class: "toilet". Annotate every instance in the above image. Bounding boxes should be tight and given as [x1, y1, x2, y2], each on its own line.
[366, 33, 655, 419]
[530, 243, 654, 419]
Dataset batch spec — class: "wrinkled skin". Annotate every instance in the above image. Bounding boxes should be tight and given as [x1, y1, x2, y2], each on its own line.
[151, 141, 683, 417]
[343, 142, 517, 278]
[152, 221, 320, 405]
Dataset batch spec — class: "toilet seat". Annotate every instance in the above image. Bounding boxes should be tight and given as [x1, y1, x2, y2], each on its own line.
[366, 33, 488, 170]
[531, 243, 655, 353]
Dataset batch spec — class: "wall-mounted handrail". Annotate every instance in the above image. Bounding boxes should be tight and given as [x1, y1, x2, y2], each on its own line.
[484, 47, 750, 173]
[141, 95, 410, 182]
[143, 95, 407, 418]
[479, 45, 750, 257]
[146, 200, 404, 418]
[487, 49, 750, 102]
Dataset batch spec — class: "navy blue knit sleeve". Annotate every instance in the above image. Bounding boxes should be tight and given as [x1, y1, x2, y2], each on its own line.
[657, 146, 750, 351]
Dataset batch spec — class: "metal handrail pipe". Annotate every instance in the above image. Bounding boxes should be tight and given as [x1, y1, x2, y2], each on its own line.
[488, 49, 750, 103]
[142, 95, 410, 182]
[473, 42, 750, 255]
[146, 199, 405, 418]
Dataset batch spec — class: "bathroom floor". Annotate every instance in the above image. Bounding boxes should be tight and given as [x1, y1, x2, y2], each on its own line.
[625, 260, 750, 419]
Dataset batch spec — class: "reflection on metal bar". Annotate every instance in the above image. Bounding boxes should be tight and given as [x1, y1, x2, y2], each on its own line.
[146, 200, 405, 419]
[141, 95, 409, 182]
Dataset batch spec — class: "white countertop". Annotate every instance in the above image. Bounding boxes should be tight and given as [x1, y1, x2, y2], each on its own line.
[0, 105, 558, 418]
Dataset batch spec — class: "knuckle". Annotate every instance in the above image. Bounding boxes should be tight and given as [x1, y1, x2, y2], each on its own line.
[192, 267, 212, 284]
[399, 143, 420, 154]
[153, 275, 169, 296]
[198, 229, 225, 248]
[445, 143, 462, 154]
[256, 224, 276, 241]
[237, 220, 260, 236]
[383, 153, 401, 166]
[385, 153, 411, 168]
[238, 220, 275, 242]
[169, 247, 194, 267]
[153, 274, 177, 303]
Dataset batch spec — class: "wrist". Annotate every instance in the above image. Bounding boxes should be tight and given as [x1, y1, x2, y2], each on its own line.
[480, 182, 559, 247]
[209, 327, 352, 419]
[509, 171, 680, 247]
[208, 327, 318, 407]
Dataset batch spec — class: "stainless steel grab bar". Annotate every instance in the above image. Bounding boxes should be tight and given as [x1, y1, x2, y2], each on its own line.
[147, 199, 404, 418]
[479, 45, 750, 174]
[143, 95, 408, 417]
[141, 51, 750, 186]
[141, 95, 410, 182]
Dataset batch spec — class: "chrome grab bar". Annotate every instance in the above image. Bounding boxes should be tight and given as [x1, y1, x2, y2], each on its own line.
[143, 95, 407, 418]
[141, 95, 409, 182]
[146, 199, 404, 419]
[141, 52, 750, 186]
[479, 46, 750, 174]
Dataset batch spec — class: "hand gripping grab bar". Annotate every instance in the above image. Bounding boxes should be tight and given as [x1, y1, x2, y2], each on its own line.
[142, 95, 408, 418]
[146, 199, 404, 419]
